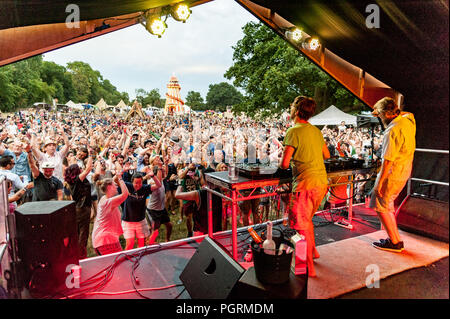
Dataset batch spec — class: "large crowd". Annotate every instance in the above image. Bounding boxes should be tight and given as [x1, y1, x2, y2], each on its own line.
[0, 109, 381, 258]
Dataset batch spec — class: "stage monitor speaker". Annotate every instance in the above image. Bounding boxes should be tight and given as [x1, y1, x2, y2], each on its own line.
[179, 236, 245, 299]
[14, 201, 79, 296]
[396, 195, 449, 243]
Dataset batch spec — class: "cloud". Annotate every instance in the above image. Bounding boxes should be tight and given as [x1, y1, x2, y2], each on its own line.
[42, 0, 258, 99]
[176, 64, 227, 75]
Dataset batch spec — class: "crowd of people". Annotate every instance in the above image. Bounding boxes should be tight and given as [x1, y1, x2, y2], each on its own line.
[0, 107, 382, 259]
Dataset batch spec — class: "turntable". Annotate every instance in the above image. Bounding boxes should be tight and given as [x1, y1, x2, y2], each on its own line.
[324, 157, 365, 172]
[236, 163, 292, 179]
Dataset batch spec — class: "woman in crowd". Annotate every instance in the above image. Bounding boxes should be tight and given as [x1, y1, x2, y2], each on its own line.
[91, 171, 129, 256]
[64, 150, 93, 259]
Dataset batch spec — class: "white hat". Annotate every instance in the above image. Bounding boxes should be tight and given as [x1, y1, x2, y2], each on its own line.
[41, 161, 55, 169]
[43, 138, 56, 147]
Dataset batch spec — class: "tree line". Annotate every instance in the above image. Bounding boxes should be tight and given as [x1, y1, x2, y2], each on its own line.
[1, 22, 364, 115]
[0, 56, 130, 112]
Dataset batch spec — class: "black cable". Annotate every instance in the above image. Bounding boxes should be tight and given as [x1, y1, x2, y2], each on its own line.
[44, 243, 197, 299]
[174, 287, 186, 299]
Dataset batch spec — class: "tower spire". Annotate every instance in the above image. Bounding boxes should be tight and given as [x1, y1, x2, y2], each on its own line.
[164, 74, 185, 115]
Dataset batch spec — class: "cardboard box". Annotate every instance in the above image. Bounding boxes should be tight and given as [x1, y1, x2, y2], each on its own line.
[289, 232, 307, 275]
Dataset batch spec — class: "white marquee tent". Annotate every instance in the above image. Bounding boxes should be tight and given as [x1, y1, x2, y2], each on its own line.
[65, 100, 83, 110]
[309, 105, 357, 126]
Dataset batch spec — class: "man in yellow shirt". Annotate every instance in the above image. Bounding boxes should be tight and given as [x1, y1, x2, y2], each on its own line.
[370, 97, 416, 252]
[280, 96, 330, 277]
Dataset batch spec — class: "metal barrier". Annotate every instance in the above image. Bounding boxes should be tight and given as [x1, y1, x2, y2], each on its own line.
[407, 148, 449, 196]
[0, 176, 10, 295]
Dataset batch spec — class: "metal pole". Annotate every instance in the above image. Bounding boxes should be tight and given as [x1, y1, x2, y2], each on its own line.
[231, 189, 238, 260]
[207, 190, 213, 238]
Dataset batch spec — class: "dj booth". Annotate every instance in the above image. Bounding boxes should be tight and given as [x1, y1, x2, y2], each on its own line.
[205, 161, 377, 261]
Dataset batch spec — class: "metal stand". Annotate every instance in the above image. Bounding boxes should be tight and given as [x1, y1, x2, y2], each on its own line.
[205, 168, 377, 261]
[205, 172, 292, 261]
[327, 168, 377, 230]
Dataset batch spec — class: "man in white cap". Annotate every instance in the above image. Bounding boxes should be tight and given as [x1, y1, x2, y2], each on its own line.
[31, 125, 70, 182]
[29, 151, 63, 201]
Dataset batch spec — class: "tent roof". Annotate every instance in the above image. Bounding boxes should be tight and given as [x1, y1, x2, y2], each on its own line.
[95, 98, 108, 110]
[116, 99, 128, 109]
[309, 105, 356, 126]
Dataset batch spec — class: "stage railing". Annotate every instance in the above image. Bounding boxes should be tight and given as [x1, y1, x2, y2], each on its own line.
[407, 148, 449, 196]
[0, 176, 10, 295]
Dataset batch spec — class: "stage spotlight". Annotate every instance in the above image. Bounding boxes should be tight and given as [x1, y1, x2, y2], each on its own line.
[303, 37, 321, 51]
[285, 28, 303, 42]
[146, 16, 167, 37]
[171, 3, 191, 22]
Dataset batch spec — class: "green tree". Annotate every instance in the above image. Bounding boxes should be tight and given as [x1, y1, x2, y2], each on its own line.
[135, 88, 147, 106]
[185, 91, 205, 111]
[40, 61, 76, 103]
[0, 56, 127, 111]
[205, 82, 243, 112]
[0, 66, 27, 112]
[225, 22, 363, 117]
[7, 56, 59, 108]
[118, 91, 130, 105]
[66, 61, 124, 105]
[145, 89, 162, 108]
[66, 61, 94, 103]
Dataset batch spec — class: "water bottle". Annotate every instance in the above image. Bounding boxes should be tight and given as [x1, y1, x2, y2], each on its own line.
[228, 161, 238, 181]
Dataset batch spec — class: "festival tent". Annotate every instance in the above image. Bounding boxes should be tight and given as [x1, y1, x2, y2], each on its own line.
[309, 105, 357, 126]
[125, 100, 145, 121]
[115, 100, 128, 113]
[95, 98, 108, 111]
[66, 101, 84, 110]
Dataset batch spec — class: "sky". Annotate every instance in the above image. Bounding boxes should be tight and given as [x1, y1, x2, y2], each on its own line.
[42, 0, 259, 102]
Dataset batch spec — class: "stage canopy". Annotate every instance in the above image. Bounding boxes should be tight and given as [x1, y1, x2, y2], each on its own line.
[310, 105, 356, 126]
[0, 0, 448, 196]
[0, 0, 447, 149]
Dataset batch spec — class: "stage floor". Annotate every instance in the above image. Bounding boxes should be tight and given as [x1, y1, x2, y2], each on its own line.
[60, 204, 448, 300]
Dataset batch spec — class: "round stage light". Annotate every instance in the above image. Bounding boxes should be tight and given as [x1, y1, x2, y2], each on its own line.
[291, 28, 303, 42]
[172, 3, 191, 22]
[147, 17, 167, 37]
[304, 37, 320, 51]
[285, 28, 303, 43]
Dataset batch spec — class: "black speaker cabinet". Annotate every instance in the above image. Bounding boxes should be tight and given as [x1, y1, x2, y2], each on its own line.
[179, 236, 308, 299]
[180, 236, 245, 299]
[396, 195, 449, 243]
[14, 201, 79, 295]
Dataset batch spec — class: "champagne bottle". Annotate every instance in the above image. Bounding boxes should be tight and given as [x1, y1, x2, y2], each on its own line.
[262, 221, 276, 255]
[247, 227, 263, 244]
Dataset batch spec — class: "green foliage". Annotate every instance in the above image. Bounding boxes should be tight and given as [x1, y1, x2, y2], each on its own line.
[205, 82, 243, 112]
[146, 89, 162, 108]
[185, 91, 205, 111]
[135, 88, 162, 108]
[0, 56, 130, 112]
[225, 22, 364, 117]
